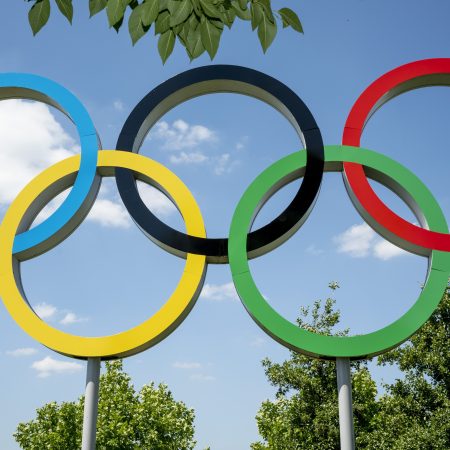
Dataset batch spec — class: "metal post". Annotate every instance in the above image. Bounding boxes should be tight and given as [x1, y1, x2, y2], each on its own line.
[336, 357, 355, 450]
[82, 357, 101, 450]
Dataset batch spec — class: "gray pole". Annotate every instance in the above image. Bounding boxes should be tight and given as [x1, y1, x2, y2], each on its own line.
[336, 357, 355, 450]
[81, 357, 101, 450]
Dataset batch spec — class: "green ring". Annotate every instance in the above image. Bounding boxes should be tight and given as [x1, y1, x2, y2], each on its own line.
[228, 145, 450, 359]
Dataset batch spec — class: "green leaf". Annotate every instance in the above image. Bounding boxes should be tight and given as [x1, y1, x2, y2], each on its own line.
[158, 30, 175, 63]
[173, 22, 184, 34]
[191, 0, 202, 16]
[55, 0, 73, 24]
[200, 16, 221, 59]
[211, 19, 224, 30]
[177, 35, 187, 51]
[28, 0, 51, 36]
[89, 0, 107, 17]
[107, 0, 129, 27]
[178, 20, 189, 44]
[155, 10, 171, 34]
[199, 0, 222, 19]
[186, 28, 205, 60]
[222, 0, 232, 10]
[256, 0, 274, 22]
[179, 13, 197, 43]
[128, 4, 146, 44]
[159, 0, 169, 12]
[187, 12, 199, 31]
[250, 2, 263, 30]
[232, 2, 250, 20]
[278, 7, 303, 33]
[222, 7, 236, 28]
[113, 17, 124, 32]
[169, 0, 193, 27]
[257, 13, 276, 53]
[238, 0, 247, 10]
[167, 0, 178, 14]
[141, 0, 159, 26]
[13, 360, 198, 448]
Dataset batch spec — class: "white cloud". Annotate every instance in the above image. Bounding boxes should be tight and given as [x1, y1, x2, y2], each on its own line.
[138, 183, 178, 217]
[151, 119, 217, 151]
[33, 302, 57, 320]
[173, 361, 202, 370]
[0, 100, 150, 231]
[6, 347, 38, 357]
[35, 179, 176, 230]
[32, 193, 66, 225]
[0, 100, 77, 204]
[214, 153, 239, 176]
[214, 153, 230, 175]
[34, 189, 133, 230]
[32, 302, 87, 325]
[190, 373, 216, 382]
[86, 198, 131, 229]
[169, 151, 208, 165]
[373, 240, 407, 260]
[200, 282, 239, 302]
[113, 100, 124, 111]
[59, 312, 88, 325]
[149, 119, 240, 175]
[305, 244, 324, 256]
[31, 356, 83, 378]
[33, 174, 176, 232]
[334, 223, 374, 258]
[235, 136, 249, 150]
[334, 223, 407, 260]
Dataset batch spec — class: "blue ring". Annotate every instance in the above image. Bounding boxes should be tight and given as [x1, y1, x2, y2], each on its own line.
[0, 74, 98, 258]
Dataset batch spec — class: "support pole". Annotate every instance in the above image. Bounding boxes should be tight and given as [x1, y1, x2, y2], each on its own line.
[336, 357, 355, 450]
[82, 357, 101, 450]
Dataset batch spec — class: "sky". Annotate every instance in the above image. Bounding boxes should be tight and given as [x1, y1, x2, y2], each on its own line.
[1, 1, 450, 448]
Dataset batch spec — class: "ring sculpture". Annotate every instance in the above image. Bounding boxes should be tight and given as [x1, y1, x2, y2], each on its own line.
[0, 60, 449, 361]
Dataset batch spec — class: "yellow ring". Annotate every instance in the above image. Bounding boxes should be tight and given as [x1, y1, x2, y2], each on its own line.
[0, 150, 207, 359]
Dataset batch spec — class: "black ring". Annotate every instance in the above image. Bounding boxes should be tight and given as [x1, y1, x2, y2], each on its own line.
[115, 65, 324, 263]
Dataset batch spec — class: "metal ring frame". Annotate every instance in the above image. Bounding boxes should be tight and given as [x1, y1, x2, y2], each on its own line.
[0, 74, 100, 260]
[343, 58, 450, 255]
[116, 65, 324, 263]
[229, 145, 450, 359]
[0, 60, 449, 360]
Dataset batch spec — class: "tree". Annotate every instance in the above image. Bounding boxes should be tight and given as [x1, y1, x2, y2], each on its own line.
[357, 282, 450, 449]
[24, 0, 303, 63]
[252, 282, 450, 449]
[14, 360, 199, 449]
[250, 282, 379, 450]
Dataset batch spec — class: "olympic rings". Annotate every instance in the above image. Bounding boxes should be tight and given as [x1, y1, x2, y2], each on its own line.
[343, 58, 450, 255]
[0, 62, 449, 361]
[229, 145, 450, 359]
[116, 65, 324, 263]
[0, 73, 99, 260]
[0, 151, 206, 359]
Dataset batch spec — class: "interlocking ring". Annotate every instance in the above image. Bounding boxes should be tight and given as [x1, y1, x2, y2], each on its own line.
[343, 58, 450, 255]
[0, 151, 206, 359]
[229, 145, 450, 359]
[0, 62, 449, 361]
[0, 74, 99, 260]
[116, 65, 324, 263]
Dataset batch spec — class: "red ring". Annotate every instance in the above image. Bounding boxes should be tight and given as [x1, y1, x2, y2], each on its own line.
[342, 58, 450, 254]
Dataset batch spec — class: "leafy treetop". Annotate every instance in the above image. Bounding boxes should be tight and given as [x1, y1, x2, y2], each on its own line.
[252, 282, 450, 449]
[14, 360, 200, 449]
[25, 0, 303, 63]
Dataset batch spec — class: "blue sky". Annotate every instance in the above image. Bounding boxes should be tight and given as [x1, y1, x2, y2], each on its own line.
[1, 1, 450, 448]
